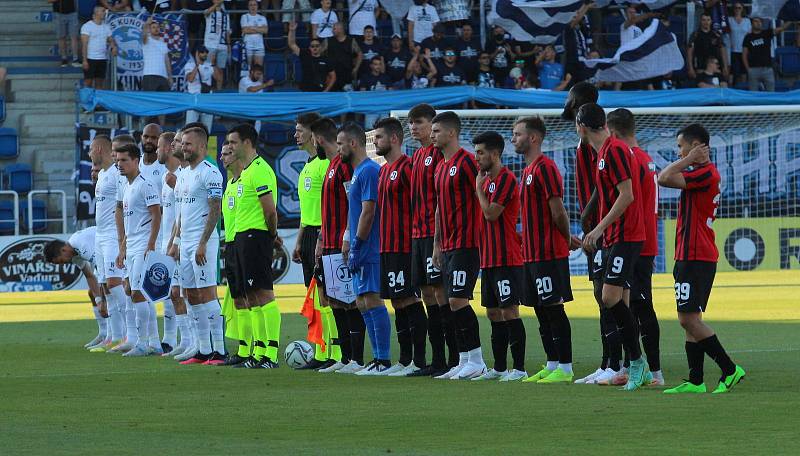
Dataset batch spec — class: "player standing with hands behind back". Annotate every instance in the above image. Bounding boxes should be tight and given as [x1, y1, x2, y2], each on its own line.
[659, 124, 745, 394]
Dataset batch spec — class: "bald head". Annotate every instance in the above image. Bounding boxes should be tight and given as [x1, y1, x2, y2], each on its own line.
[142, 123, 162, 155]
[90, 135, 112, 167]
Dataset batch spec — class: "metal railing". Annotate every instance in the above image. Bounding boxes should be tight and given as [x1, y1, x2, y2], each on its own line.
[0, 190, 20, 236]
[27, 190, 67, 235]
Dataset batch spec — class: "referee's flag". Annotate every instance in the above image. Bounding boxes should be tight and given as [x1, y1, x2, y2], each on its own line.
[301, 278, 325, 350]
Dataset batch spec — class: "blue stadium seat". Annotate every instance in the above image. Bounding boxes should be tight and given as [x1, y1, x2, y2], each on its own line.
[0, 128, 18, 159]
[295, 21, 310, 49]
[3, 163, 32, 194]
[264, 53, 287, 85]
[78, 0, 97, 19]
[775, 79, 791, 92]
[603, 13, 624, 47]
[0, 200, 15, 234]
[266, 20, 287, 52]
[290, 54, 302, 83]
[776, 46, 800, 76]
[20, 199, 46, 233]
[0, 96, 5, 125]
[377, 19, 393, 41]
[260, 123, 291, 145]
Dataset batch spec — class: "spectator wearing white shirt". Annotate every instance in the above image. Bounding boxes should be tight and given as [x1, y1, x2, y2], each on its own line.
[407, 0, 439, 51]
[81, 6, 116, 89]
[348, 0, 378, 37]
[727, 2, 751, 86]
[141, 17, 172, 124]
[203, 0, 231, 89]
[240, 0, 267, 67]
[238, 64, 273, 133]
[620, 5, 655, 46]
[311, 0, 338, 40]
[184, 46, 216, 133]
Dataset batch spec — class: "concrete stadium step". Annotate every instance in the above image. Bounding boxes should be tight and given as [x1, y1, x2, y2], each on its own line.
[0, 57, 62, 70]
[8, 74, 81, 93]
[12, 89, 76, 104]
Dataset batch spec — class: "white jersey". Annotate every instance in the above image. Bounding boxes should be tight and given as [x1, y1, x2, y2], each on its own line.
[160, 167, 181, 251]
[204, 8, 230, 50]
[178, 160, 223, 244]
[68, 226, 96, 269]
[95, 165, 122, 242]
[122, 175, 161, 254]
[139, 159, 166, 202]
[240, 13, 267, 51]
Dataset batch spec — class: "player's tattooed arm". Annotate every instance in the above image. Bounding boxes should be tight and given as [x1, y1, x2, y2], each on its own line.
[195, 198, 220, 267]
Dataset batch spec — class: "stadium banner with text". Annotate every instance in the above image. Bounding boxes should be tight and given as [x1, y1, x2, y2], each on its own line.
[75, 125, 133, 221]
[108, 12, 189, 92]
[664, 218, 800, 272]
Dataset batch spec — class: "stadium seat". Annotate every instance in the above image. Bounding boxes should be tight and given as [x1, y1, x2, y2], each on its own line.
[19, 199, 46, 233]
[0, 96, 5, 125]
[775, 79, 791, 92]
[260, 123, 291, 145]
[264, 52, 287, 85]
[266, 20, 287, 52]
[0, 128, 18, 159]
[295, 22, 310, 49]
[377, 19, 393, 43]
[290, 54, 302, 83]
[776, 46, 800, 76]
[2, 163, 32, 194]
[0, 200, 15, 234]
[78, 0, 97, 19]
[668, 15, 687, 44]
[603, 13, 624, 47]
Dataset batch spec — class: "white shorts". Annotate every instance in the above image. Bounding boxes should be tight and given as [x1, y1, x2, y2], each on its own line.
[180, 238, 219, 289]
[208, 46, 229, 68]
[127, 251, 147, 292]
[245, 44, 265, 57]
[96, 237, 125, 281]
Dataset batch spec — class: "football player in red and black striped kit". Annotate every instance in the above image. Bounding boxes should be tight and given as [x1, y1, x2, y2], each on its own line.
[310, 117, 367, 374]
[431, 111, 487, 380]
[471, 131, 528, 382]
[607, 108, 664, 386]
[408, 104, 453, 377]
[511, 117, 582, 384]
[577, 103, 650, 391]
[659, 123, 745, 394]
[373, 117, 428, 376]
[561, 82, 624, 385]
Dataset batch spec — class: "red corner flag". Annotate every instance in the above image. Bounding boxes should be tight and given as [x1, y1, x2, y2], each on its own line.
[300, 278, 325, 350]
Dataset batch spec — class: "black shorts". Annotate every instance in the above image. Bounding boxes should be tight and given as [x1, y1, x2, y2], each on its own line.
[299, 226, 320, 287]
[411, 237, 442, 287]
[481, 266, 523, 308]
[587, 248, 604, 281]
[83, 59, 107, 79]
[142, 74, 171, 92]
[673, 261, 716, 313]
[380, 253, 416, 300]
[523, 259, 573, 307]
[315, 247, 351, 307]
[223, 242, 244, 299]
[601, 242, 643, 288]
[234, 229, 274, 292]
[442, 248, 480, 300]
[630, 255, 654, 302]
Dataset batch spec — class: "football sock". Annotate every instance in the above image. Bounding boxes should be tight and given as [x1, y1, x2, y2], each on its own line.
[332, 307, 351, 363]
[108, 285, 126, 341]
[394, 307, 412, 366]
[92, 306, 107, 338]
[361, 308, 377, 359]
[371, 306, 392, 361]
[321, 306, 342, 362]
[598, 307, 610, 369]
[490, 320, 509, 372]
[147, 301, 160, 347]
[533, 305, 557, 362]
[507, 317, 526, 371]
[347, 308, 366, 365]
[175, 314, 191, 350]
[453, 305, 481, 352]
[558, 363, 573, 374]
[425, 304, 446, 368]
[697, 334, 736, 377]
[440, 305, 459, 366]
[631, 298, 661, 372]
[608, 300, 642, 360]
[686, 341, 705, 385]
[133, 301, 150, 347]
[406, 302, 428, 368]
[125, 295, 139, 346]
[192, 304, 212, 355]
[162, 298, 177, 347]
[545, 305, 572, 364]
[546, 360, 558, 371]
[250, 305, 267, 359]
[262, 300, 281, 362]
[187, 305, 199, 343]
[601, 306, 622, 370]
[236, 308, 252, 358]
[202, 300, 225, 355]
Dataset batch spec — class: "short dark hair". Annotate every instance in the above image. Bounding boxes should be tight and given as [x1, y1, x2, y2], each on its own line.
[159, 131, 176, 143]
[228, 123, 258, 147]
[114, 143, 141, 160]
[562, 81, 599, 121]
[93, 134, 111, 146]
[184, 121, 209, 137]
[296, 112, 322, 127]
[373, 117, 404, 142]
[514, 116, 546, 139]
[408, 103, 436, 122]
[310, 117, 338, 143]
[338, 121, 366, 147]
[677, 123, 710, 145]
[183, 127, 208, 145]
[370, 56, 382, 64]
[472, 131, 505, 155]
[112, 134, 136, 146]
[575, 103, 606, 130]
[363, 25, 374, 31]
[44, 240, 66, 262]
[250, 63, 263, 72]
[606, 108, 636, 138]
[431, 111, 461, 133]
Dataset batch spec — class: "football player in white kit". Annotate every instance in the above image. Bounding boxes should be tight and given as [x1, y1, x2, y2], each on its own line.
[44, 226, 107, 348]
[169, 127, 226, 365]
[114, 143, 163, 357]
[86, 135, 128, 353]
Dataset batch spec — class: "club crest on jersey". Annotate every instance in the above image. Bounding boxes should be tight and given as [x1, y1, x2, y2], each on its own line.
[449, 166, 457, 176]
[328, 169, 335, 179]
[424, 156, 433, 166]
[598, 159, 605, 170]
[648, 162, 656, 172]
[237, 183, 243, 197]
[390, 170, 398, 180]
[526, 174, 533, 185]
[488, 182, 496, 193]
[304, 177, 312, 192]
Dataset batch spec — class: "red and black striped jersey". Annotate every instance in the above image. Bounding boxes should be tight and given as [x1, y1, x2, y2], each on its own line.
[632, 146, 659, 257]
[575, 141, 598, 228]
[434, 148, 481, 252]
[675, 162, 721, 262]
[520, 154, 569, 262]
[480, 167, 522, 268]
[378, 154, 413, 253]
[320, 154, 353, 249]
[411, 144, 442, 239]
[595, 136, 645, 246]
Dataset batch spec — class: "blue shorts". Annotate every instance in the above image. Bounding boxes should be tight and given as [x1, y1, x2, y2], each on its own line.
[353, 262, 380, 296]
